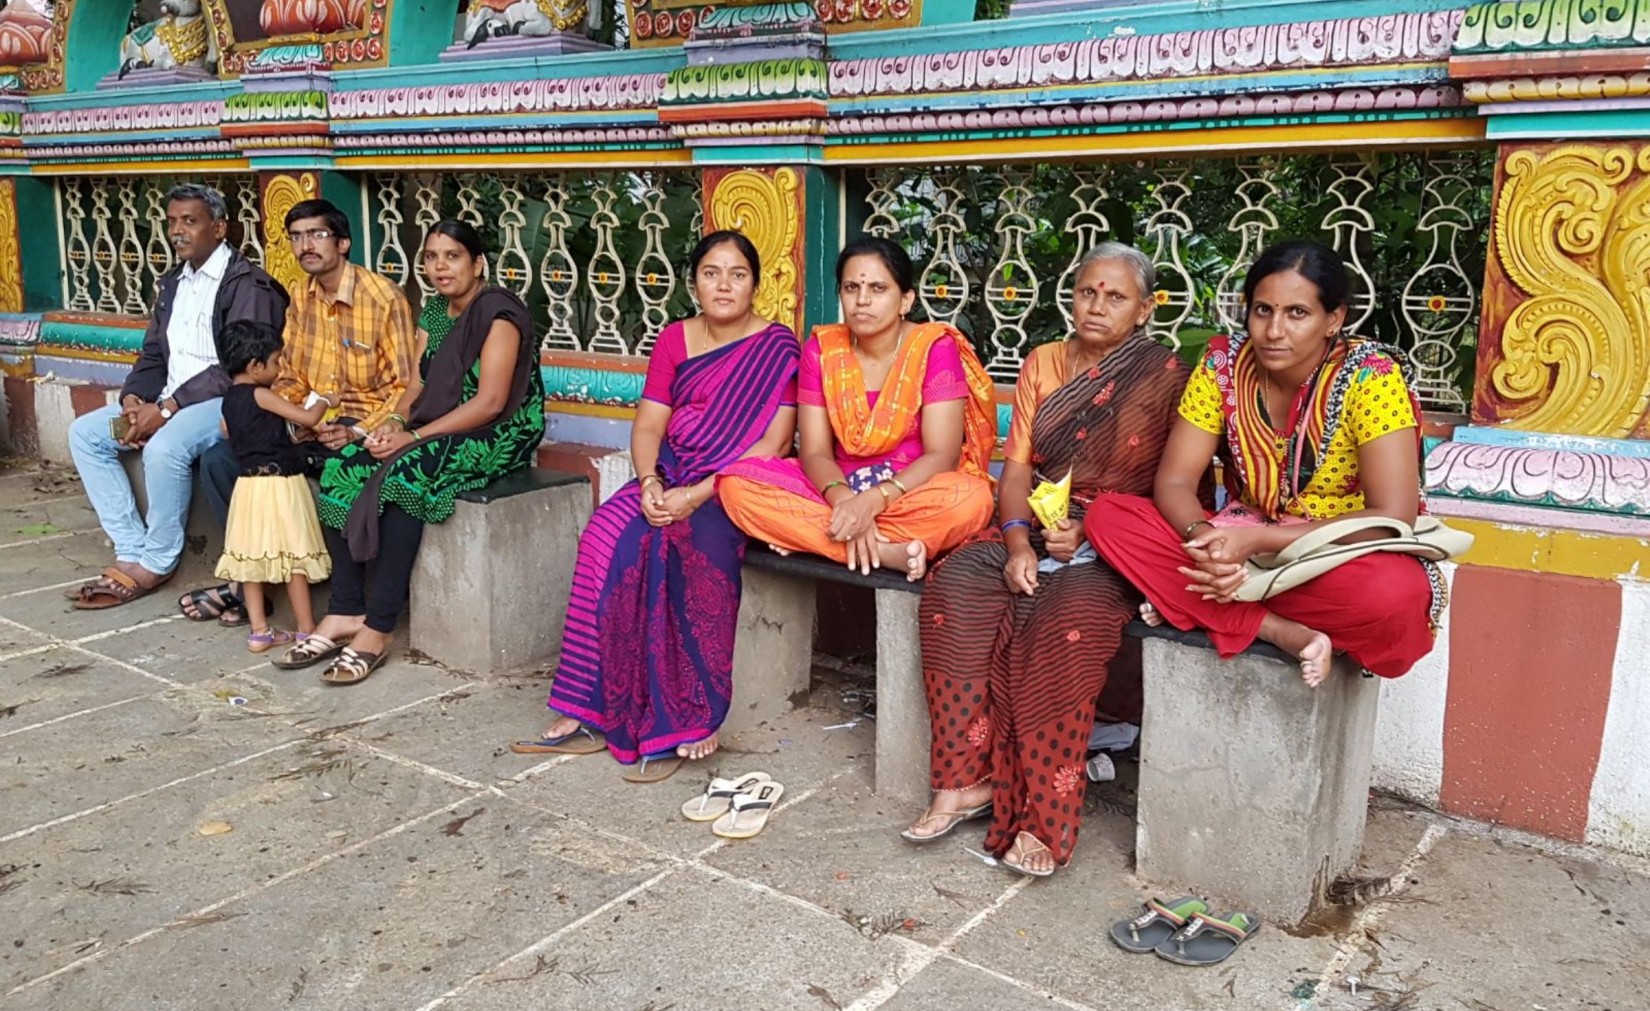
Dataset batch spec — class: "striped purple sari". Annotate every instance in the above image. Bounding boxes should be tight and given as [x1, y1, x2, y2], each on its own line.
[548, 322, 800, 763]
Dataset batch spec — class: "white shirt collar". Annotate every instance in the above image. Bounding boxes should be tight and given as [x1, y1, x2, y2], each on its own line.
[182, 242, 232, 282]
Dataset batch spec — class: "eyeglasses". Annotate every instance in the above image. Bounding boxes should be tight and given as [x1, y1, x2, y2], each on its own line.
[287, 229, 334, 246]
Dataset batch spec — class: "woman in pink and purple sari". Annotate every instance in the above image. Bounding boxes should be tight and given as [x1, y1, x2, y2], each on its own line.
[509, 231, 800, 783]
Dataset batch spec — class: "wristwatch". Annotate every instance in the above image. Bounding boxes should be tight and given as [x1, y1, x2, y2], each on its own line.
[158, 400, 175, 420]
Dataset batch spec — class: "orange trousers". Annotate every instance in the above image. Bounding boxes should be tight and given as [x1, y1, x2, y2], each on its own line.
[719, 463, 994, 564]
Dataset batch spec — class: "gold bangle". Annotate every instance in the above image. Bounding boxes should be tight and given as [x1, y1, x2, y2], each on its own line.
[640, 474, 663, 488]
[1184, 519, 1213, 540]
[877, 484, 893, 502]
[888, 477, 909, 495]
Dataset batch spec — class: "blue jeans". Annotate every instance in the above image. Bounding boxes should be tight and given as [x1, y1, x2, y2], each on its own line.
[69, 401, 224, 576]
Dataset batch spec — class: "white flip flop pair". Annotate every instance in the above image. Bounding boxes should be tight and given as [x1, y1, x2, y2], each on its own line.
[680, 771, 786, 839]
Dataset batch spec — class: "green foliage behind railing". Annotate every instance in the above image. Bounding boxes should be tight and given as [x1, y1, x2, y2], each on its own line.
[857, 151, 1493, 409]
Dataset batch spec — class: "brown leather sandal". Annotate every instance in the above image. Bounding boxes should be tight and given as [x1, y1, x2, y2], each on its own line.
[73, 567, 166, 610]
[321, 646, 387, 685]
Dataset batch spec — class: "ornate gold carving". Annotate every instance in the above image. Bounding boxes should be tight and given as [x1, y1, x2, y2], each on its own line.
[156, 16, 210, 65]
[0, 179, 21, 313]
[260, 172, 319, 297]
[534, 0, 590, 32]
[707, 167, 800, 333]
[1489, 145, 1650, 438]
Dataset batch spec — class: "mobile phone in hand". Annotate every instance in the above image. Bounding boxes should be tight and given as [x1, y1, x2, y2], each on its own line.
[109, 414, 132, 443]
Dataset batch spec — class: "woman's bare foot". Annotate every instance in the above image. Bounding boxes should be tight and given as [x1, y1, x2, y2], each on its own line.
[541, 714, 581, 740]
[877, 540, 928, 582]
[312, 613, 365, 645]
[904, 782, 991, 840]
[1004, 831, 1057, 875]
[1139, 601, 1164, 627]
[350, 626, 392, 659]
[1258, 612, 1334, 687]
[677, 733, 719, 761]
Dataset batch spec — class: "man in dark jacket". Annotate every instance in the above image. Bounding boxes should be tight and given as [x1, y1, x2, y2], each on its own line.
[68, 183, 290, 609]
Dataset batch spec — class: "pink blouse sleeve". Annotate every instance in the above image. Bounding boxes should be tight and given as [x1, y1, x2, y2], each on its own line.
[641, 322, 685, 405]
[797, 338, 825, 407]
[921, 336, 969, 403]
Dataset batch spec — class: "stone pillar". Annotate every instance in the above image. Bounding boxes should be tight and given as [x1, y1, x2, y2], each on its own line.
[873, 588, 930, 803]
[1135, 637, 1380, 924]
[725, 568, 816, 735]
[409, 473, 594, 675]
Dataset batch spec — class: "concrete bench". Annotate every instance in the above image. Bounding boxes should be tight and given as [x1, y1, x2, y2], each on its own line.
[733, 548, 1379, 922]
[410, 467, 592, 676]
[117, 454, 225, 583]
[732, 547, 930, 802]
[1125, 623, 1379, 923]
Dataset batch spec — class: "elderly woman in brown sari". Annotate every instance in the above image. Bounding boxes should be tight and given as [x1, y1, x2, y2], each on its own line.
[904, 243, 1193, 877]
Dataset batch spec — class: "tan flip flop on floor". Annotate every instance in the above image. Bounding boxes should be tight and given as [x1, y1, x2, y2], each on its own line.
[620, 751, 684, 784]
[711, 781, 785, 839]
[681, 772, 771, 822]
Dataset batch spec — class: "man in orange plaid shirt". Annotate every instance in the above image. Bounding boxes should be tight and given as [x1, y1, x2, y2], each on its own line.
[179, 198, 416, 627]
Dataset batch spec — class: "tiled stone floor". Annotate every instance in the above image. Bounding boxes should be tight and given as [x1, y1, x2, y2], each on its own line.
[1, 460, 1646, 1010]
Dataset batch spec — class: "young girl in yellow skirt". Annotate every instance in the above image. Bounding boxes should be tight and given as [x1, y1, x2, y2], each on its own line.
[213, 320, 334, 653]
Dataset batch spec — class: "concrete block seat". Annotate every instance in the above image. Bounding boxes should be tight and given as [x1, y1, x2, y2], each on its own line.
[735, 548, 1380, 922]
[1124, 622, 1379, 924]
[736, 545, 929, 802]
[116, 454, 223, 583]
[409, 467, 592, 676]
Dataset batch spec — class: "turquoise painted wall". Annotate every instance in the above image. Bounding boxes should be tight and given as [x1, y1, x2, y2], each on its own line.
[15, 178, 61, 313]
[386, 0, 463, 67]
[320, 172, 370, 268]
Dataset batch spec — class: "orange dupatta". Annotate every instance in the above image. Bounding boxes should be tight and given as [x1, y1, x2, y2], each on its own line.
[813, 322, 997, 480]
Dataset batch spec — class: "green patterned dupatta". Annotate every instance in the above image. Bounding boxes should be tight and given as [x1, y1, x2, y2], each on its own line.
[331, 287, 541, 561]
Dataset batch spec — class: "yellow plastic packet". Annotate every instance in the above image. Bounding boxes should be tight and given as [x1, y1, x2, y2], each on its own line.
[1027, 470, 1072, 529]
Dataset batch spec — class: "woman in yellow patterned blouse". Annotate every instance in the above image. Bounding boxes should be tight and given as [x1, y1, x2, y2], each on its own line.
[1088, 240, 1440, 685]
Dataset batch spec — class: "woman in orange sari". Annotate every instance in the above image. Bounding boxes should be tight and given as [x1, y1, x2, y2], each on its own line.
[719, 237, 995, 580]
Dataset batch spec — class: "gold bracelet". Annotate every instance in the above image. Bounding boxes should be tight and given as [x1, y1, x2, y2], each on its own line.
[888, 476, 909, 495]
[1184, 519, 1213, 540]
[877, 484, 893, 502]
[640, 474, 663, 488]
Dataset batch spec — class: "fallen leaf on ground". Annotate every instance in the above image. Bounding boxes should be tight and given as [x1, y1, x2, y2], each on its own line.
[32, 662, 91, 678]
[167, 911, 246, 930]
[14, 522, 60, 537]
[441, 807, 486, 836]
[198, 821, 233, 837]
[807, 984, 842, 1009]
[75, 878, 154, 896]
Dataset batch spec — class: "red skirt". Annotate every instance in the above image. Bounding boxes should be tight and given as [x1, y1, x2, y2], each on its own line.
[1086, 493, 1438, 678]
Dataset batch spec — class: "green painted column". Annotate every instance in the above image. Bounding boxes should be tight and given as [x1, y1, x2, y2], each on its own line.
[803, 165, 846, 332]
[320, 172, 370, 267]
[15, 177, 61, 312]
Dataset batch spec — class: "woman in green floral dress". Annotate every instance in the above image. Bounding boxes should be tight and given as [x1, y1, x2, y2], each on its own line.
[276, 219, 545, 684]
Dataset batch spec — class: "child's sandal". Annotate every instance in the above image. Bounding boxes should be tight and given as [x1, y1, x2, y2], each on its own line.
[247, 628, 296, 654]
